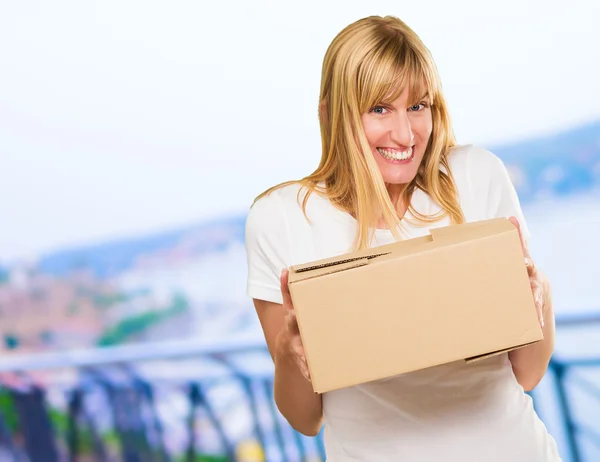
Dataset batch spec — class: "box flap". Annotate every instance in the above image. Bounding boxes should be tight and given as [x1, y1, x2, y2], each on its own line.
[292, 258, 371, 281]
[288, 218, 516, 284]
[288, 253, 387, 283]
[429, 217, 514, 242]
[288, 235, 433, 283]
[292, 253, 385, 274]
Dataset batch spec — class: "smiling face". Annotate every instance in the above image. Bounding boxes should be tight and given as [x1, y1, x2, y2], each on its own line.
[312, 15, 462, 249]
[360, 86, 433, 186]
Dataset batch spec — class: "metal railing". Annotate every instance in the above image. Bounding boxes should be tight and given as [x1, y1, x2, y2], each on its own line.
[531, 313, 600, 462]
[0, 313, 598, 461]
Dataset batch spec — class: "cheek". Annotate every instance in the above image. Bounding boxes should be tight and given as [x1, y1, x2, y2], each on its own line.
[413, 115, 433, 141]
[361, 118, 384, 148]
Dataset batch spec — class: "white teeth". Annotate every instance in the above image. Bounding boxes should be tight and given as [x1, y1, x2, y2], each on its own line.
[377, 147, 413, 161]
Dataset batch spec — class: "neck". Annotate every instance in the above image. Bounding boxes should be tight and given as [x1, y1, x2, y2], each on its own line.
[374, 183, 408, 229]
[386, 183, 404, 205]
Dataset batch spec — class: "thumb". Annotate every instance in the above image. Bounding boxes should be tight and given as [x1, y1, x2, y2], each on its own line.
[280, 268, 293, 309]
[508, 216, 521, 234]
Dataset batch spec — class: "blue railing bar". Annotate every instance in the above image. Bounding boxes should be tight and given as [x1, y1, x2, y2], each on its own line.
[552, 357, 600, 368]
[289, 420, 309, 462]
[0, 311, 598, 373]
[242, 377, 268, 458]
[67, 388, 82, 461]
[315, 426, 326, 460]
[568, 372, 600, 401]
[555, 311, 600, 326]
[0, 335, 266, 372]
[207, 353, 271, 454]
[193, 382, 236, 461]
[575, 423, 600, 450]
[186, 383, 199, 462]
[128, 374, 169, 462]
[262, 379, 290, 462]
[550, 359, 581, 462]
[0, 410, 23, 461]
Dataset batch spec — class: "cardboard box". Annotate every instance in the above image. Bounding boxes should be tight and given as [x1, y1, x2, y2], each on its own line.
[287, 218, 543, 394]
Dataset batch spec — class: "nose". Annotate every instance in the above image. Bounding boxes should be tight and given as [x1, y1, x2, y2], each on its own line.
[390, 112, 414, 147]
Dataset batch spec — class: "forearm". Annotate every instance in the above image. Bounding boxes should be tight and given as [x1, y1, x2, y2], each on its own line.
[273, 332, 323, 436]
[508, 275, 555, 391]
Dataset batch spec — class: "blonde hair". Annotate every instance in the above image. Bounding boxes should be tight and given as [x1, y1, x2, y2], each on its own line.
[254, 15, 465, 250]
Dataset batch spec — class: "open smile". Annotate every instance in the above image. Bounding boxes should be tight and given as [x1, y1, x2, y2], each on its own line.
[376, 147, 414, 163]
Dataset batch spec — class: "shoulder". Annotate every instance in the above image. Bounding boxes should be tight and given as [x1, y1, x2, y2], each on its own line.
[247, 183, 306, 225]
[447, 143, 513, 195]
[447, 144, 506, 177]
[445, 144, 527, 229]
[245, 182, 321, 303]
[245, 182, 311, 247]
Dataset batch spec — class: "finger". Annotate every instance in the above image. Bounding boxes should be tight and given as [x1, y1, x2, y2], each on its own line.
[289, 335, 310, 380]
[290, 334, 305, 359]
[280, 268, 294, 310]
[531, 280, 545, 328]
[286, 311, 300, 335]
[536, 302, 544, 328]
[299, 361, 311, 382]
[509, 217, 537, 278]
[524, 257, 537, 277]
[295, 353, 311, 381]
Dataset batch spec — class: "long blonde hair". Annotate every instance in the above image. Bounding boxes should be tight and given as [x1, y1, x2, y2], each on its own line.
[254, 15, 465, 250]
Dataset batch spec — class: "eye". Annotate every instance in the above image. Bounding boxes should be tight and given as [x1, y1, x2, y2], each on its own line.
[369, 106, 389, 115]
[408, 102, 428, 112]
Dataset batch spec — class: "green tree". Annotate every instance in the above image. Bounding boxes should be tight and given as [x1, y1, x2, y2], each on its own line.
[4, 334, 20, 350]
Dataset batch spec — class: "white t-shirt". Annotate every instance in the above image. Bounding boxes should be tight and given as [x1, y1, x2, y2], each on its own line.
[245, 144, 562, 461]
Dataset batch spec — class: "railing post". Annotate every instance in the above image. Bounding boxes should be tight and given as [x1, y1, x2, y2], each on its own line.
[67, 388, 82, 462]
[240, 377, 268, 458]
[262, 379, 295, 462]
[189, 382, 236, 461]
[551, 359, 581, 462]
[186, 383, 200, 462]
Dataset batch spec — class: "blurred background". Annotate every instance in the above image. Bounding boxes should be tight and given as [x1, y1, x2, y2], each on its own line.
[0, 1, 599, 461]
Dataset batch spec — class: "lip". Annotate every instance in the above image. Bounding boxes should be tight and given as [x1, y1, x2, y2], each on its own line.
[378, 146, 413, 151]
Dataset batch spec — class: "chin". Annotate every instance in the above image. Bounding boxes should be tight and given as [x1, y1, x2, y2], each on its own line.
[382, 176, 417, 186]
[379, 166, 420, 186]
[373, 151, 423, 186]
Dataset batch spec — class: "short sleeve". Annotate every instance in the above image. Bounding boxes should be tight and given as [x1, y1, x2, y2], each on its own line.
[244, 191, 290, 305]
[468, 146, 531, 242]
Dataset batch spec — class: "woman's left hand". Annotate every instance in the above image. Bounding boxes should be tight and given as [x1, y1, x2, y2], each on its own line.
[508, 216, 548, 329]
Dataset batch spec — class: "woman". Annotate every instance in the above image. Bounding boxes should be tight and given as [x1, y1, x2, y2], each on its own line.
[245, 15, 561, 461]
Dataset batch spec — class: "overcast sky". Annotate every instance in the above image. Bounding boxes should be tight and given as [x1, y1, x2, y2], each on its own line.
[1, 0, 599, 261]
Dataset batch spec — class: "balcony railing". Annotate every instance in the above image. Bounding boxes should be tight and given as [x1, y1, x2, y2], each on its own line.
[0, 314, 598, 461]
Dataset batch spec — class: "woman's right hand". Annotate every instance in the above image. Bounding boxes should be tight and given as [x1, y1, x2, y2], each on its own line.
[278, 269, 311, 381]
